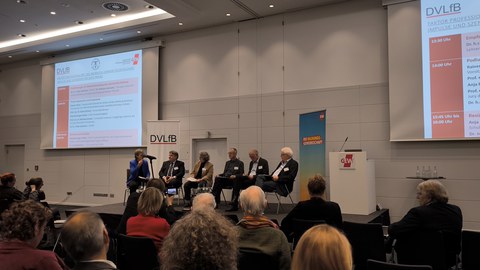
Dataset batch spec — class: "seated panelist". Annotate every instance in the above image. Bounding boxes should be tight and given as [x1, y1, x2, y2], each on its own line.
[211, 148, 244, 206]
[183, 151, 214, 208]
[159, 150, 185, 191]
[255, 147, 298, 196]
[127, 149, 150, 193]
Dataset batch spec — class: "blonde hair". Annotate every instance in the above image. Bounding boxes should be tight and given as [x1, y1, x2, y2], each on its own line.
[417, 179, 448, 204]
[292, 224, 353, 270]
[137, 187, 164, 216]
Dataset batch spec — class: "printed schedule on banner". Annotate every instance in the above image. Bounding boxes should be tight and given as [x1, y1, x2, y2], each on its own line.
[422, 0, 480, 139]
[53, 50, 143, 148]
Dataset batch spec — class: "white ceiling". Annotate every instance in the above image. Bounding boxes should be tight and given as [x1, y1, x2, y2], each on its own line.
[0, 0, 349, 65]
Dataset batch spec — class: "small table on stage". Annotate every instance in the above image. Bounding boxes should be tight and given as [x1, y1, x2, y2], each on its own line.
[406, 176, 446, 181]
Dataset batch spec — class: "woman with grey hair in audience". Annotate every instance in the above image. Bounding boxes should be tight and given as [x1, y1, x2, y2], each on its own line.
[160, 208, 237, 270]
[237, 186, 291, 270]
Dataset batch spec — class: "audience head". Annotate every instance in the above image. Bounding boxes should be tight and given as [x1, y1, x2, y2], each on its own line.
[239, 186, 267, 217]
[292, 224, 353, 270]
[1, 173, 16, 187]
[146, 178, 166, 193]
[0, 200, 52, 247]
[280, 147, 293, 161]
[160, 209, 238, 270]
[169, 150, 179, 161]
[248, 149, 259, 161]
[308, 175, 326, 198]
[417, 179, 448, 205]
[228, 148, 237, 160]
[192, 193, 216, 211]
[199, 151, 210, 162]
[26, 177, 44, 189]
[137, 187, 164, 216]
[134, 149, 144, 160]
[61, 211, 109, 261]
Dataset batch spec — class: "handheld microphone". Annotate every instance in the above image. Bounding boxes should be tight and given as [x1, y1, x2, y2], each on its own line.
[339, 137, 349, 152]
[145, 155, 157, 160]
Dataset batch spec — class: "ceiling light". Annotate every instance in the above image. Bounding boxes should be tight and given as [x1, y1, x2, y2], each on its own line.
[35, 50, 40, 53]
[178, 22, 183, 26]
[50, 11, 56, 15]
[269, 4, 274, 8]
[17, 34, 26, 37]
[110, 14, 116, 17]
[8, 55, 12, 58]
[65, 44, 70, 47]
[99, 38, 104, 41]
[136, 30, 141, 34]
[226, 13, 231, 17]
[19, 19, 26, 23]
[61, 3, 70, 8]
[145, 4, 154, 9]
[74, 20, 84, 25]
[16, 0, 27, 4]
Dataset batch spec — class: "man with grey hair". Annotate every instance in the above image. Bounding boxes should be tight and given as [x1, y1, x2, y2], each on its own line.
[237, 186, 291, 270]
[255, 147, 298, 196]
[192, 192, 216, 211]
[61, 211, 116, 270]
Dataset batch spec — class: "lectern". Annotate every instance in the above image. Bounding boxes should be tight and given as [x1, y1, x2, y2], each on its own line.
[329, 152, 376, 215]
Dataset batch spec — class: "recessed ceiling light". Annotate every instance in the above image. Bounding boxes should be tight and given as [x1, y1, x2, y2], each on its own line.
[269, 4, 274, 8]
[35, 50, 40, 53]
[178, 22, 183, 26]
[145, 4, 154, 9]
[17, 34, 26, 37]
[16, 0, 27, 4]
[19, 19, 26, 23]
[50, 11, 56, 15]
[226, 13, 231, 17]
[137, 30, 141, 34]
[110, 14, 116, 17]
[74, 20, 84, 25]
[65, 44, 70, 47]
[99, 38, 104, 41]
[8, 55, 12, 58]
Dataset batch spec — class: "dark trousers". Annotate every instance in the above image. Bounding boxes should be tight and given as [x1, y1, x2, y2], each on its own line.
[128, 180, 140, 193]
[183, 180, 207, 201]
[232, 176, 256, 203]
[255, 175, 288, 196]
[211, 176, 234, 203]
[163, 177, 183, 189]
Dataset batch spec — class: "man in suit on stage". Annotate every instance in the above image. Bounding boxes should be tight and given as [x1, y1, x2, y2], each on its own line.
[255, 147, 298, 197]
[159, 150, 185, 191]
[226, 149, 269, 212]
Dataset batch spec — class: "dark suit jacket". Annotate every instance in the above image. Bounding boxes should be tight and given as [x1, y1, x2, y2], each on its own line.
[159, 160, 185, 180]
[281, 197, 343, 237]
[248, 157, 269, 177]
[72, 261, 116, 270]
[271, 158, 298, 192]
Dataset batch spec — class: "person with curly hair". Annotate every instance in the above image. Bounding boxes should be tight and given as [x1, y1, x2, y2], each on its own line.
[160, 208, 238, 270]
[0, 200, 67, 270]
[291, 224, 353, 270]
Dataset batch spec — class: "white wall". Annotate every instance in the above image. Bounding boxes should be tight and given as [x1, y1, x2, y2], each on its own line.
[1, 0, 480, 229]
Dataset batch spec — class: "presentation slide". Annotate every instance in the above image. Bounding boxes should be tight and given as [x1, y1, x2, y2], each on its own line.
[422, 0, 480, 139]
[53, 50, 143, 148]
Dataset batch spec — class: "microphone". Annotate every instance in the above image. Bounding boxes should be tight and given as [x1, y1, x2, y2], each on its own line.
[339, 137, 349, 152]
[145, 155, 157, 160]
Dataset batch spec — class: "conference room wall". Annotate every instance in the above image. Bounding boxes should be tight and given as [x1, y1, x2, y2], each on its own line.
[0, 0, 479, 229]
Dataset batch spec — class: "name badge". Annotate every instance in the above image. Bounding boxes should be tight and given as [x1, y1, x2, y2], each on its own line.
[234, 166, 239, 170]
[202, 168, 206, 171]
[174, 167, 179, 170]
[283, 167, 289, 172]
[258, 166, 263, 169]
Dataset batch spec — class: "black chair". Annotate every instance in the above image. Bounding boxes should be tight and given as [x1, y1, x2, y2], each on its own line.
[367, 259, 432, 270]
[117, 234, 160, 270]
[238, 248, 278, 270]
[291, 218, 325, 249]
[223, 214, 239, 224]
[393, 230, 447, 270]
[0, 198, 13, 216]
[265, 183, 294, 214]
[343, 221, 386, 270]
[461, 230, 480, 270]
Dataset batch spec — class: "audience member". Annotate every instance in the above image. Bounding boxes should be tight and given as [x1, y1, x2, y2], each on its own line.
[255, 147, 298, 196]
[291, 224, 353, 270]
[192, 192, 216, 211]
[0, 172, 23, 201]
[160, 208, 238, 270]
[117, 178, 175, 235]
[237, 186, 291, 270]
[61, 211, 116, 270]
[127, 149, 150, 193]
[227, 149, 269, 212]
[388, 180, 462, 266]
[183, 151, 213, 208]
[211, 148, 244, 206]
[0, 200, 67, 270]
[127, 187, 170, 252]
[159, 150, 185, 191]
[23, 177, 46, 201]
[281, 175, 342, 239]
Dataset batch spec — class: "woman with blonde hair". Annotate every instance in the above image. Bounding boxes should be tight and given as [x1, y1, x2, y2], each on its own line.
[292, 224, 352, 270]
[127, 187, 170, 252]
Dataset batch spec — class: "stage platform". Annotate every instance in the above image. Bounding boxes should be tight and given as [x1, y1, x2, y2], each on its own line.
[64, 202, 390, 232]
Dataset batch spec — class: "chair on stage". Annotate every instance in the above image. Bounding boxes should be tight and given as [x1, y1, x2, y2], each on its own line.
[367, 259, 432, 270]
[462, 230, 480, 270]
[123, 169, 131, 205]
[117, 234, 160, 270]
[238, 248, 278, 270]
[265, 183, 294, 214]
[343, 221, 386, 270]
[291, 218, 325, 250]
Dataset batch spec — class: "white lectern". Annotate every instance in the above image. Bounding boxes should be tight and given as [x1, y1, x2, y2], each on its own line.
[329, 152, 376, 215]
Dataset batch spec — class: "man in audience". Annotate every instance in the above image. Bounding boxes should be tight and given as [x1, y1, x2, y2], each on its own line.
[226, 149, 269, 212]
[62, 211, 117, 270]
[160, 207, 238, 269]
[127, 149, 150, 193]
[211, 148, 244, 206]
[237, 186, 291, 270]
[159, 150, 185, 192]
[0, 200, 67, 270]
[192, 192, 216, 211]
[0, 173, 23, 201]
[388, 180, 462, 267]
[117, 178, 176, 235]
[281, 175, 342, 240]
[256, 147, 298, 196]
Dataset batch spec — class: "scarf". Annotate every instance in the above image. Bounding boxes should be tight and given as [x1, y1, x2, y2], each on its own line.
[237, 214, 279, 229]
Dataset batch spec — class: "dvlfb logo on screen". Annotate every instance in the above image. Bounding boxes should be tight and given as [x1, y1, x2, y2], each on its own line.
[150, 134, 177, 144]
[426, 3, 461, 18]
[339, 153, 355, 170]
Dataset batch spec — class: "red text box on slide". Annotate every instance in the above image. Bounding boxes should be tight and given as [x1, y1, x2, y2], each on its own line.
[56, 86, 69, 148]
